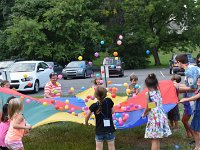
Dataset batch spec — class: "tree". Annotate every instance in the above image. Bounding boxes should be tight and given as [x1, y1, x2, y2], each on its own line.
[123, 0, 200, 65]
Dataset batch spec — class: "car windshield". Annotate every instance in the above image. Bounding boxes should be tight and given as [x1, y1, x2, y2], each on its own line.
[9, 63, 36, 72]
[103, 58, 121, 65]
[0, 61, 14, 69]
[45, 62, 54, 66]
[66, 61, 85, 68]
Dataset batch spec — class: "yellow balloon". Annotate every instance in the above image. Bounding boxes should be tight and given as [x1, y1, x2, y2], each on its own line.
[65, 100, 69, 103]
[78, 56, 83, 61]
[23, 74, 28, 78]
[43, 102, 47, 106]
[91, 114, 95, 119]
[72, 112, 76, 115]
[70, 87, 74, 91]
[126, 89, 131, 94]
[65, 105, 69, 110]
[124, 83, 129, 87]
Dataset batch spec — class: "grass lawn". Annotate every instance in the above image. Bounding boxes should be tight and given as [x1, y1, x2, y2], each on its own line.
[23, 104, 194, 150]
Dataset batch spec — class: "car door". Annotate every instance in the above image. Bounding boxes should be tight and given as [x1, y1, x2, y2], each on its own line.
[85, 61, 92, 75]
[41, 62, 52, 86]
[36, 62, 49, 87]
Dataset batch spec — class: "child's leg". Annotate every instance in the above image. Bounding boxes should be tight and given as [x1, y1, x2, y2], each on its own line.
[175, 121, 179, 129]
[182, 114, 193, 137]
[170, 120, 174, 129]
[196, 131, 200, 149]
[108, 141, 115, 150]
[151, 139, 160, 150]
[96, 141, 103, 150]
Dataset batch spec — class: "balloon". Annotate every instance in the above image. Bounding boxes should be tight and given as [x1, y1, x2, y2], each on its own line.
[115, 57, 118, 60]
[109, 87, 113, 92]
[113, 120, 117, 125]
[88, 61, 92, 66]
[49, 66, 53, 69]
[54, 90, 58, 94]
[126, 89, 131, 94]
[67, 90, 73, 94]
[70, 87, 74, 92]
[146, 50, 150, 55]
[116, 104, 121, 109]
[65, 105, 69, 110]
[127, 106, 131, 110]
[100, 40, 105, 45]
[85, 98, 88, 102]
[175, 145, 180, 149]
[122, 117, 127, 122]
[71, 108, 75, 112]
[124, 83, 129, 87]
[111, 93, 116, 98]
[94, 52, 99, 57]
[96, 73, 100, 77]
[91, 114, 95, 119]
[26, 99, 31, 104]
[23, 74, 28, 78]
[130, 103, 134, 107]
[65, 100, 69, 103]
[58, 75, 63, 79]
[59, 107, 63, 111]
[113, 52, 118, 57]
[101, 70, 104, 74]
[118, 35, 123, 40]
[55, 105, 59, 110]
[100, 80, 104, 84]
[20, 96, 24, 101]
[91, 96, 95, 100]
[107, 81, 112, 84]
[43, 102, 47, 106]
[117, 40, 122, 45]
[105, 57, 110, 61]
[72, 112, 76, 115]
[135, 84, 139, 89]
[112, 87, 117, 93]
[125, 113, 129, 119]
[27, 82, 32, 87]
[51, 100, 55, 104]
[81, 86, 86, 91]
[132, 94, 136, 97]
[78, 56, 83, 61]
[87, 95, 91, 99]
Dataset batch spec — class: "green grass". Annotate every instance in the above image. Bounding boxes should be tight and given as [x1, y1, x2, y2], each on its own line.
[23, 104, 194, 150]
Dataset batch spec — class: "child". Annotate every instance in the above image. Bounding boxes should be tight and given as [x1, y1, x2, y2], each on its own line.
[179, 76, 200, 150]
[93, 77, 103, 90]
[5, 98, 31, 150]
[85, 86, 115, 150]
[142, 73, 171, 150]
[0, 96, 15, 150]
[167, 75, 181, 131]
[127, 74, 140, 97]
[1, 80, 10, 89]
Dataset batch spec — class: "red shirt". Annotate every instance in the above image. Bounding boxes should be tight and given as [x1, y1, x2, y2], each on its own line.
[44, 81, 62, 98]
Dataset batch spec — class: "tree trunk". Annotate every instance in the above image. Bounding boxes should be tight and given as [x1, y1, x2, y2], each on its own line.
[152, 47, 161, 66]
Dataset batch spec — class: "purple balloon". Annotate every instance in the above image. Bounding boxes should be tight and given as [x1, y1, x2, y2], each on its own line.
[94, 52, 99, 57]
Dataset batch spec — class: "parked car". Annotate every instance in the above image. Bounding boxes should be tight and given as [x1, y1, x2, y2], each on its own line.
[169, 53, 196, 75]
[45, 61, 63, 75]
[62, 61, 93, 79]
[7, 61, 53, 93]
[103, 57, 125, 77]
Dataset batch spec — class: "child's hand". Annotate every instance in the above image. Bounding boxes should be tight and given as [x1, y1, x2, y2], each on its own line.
[179, 98, 187, 103]
[26, 125, 32, 130]
[141, 113, 146, 118]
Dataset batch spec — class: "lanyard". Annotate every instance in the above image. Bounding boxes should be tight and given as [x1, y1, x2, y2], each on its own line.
[98, 99, 109, 118]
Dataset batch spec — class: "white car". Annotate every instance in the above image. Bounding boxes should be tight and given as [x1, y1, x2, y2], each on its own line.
[8, 61, 53, 93]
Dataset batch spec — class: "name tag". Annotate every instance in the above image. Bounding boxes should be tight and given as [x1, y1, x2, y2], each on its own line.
[148, 102, 156, 109]
[188, 78, 194, 86]
[103, 119, 110, 127]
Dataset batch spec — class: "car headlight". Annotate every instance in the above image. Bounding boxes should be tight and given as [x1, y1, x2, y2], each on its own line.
[116, 66, 121, 69]
[21, 76, 33, 82]
[77, 68, 83, 73]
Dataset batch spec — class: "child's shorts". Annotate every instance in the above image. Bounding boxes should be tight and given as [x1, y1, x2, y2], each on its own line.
[183, 102, 193, 116]
[95, 132, 115, 142]
[5, 140, 23, 150]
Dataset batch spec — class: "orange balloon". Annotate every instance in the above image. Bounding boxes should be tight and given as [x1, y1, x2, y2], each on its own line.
[113, 52, 118, 57]
[107, 81, 112, 84]
[112, 87, 117, 93]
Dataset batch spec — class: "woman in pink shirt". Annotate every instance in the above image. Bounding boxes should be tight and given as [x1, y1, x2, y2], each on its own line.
[5, 98, 31, 150]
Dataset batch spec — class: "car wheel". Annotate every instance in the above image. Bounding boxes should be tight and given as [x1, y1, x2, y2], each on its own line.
[90, 71, 94, 78]
[63, 77, 68, 80]
[33, 80, 39, 93]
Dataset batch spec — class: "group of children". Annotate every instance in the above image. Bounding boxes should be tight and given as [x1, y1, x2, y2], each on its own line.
[0, 54, 200, 150]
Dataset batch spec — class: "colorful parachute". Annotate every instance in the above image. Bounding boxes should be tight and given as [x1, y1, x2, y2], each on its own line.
[0, 80, 178, 129]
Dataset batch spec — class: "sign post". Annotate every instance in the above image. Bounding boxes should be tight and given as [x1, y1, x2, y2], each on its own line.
[101, 65, 109, 88]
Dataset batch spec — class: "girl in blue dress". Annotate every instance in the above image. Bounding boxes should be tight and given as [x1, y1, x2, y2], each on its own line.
[180, 76, 200, 150]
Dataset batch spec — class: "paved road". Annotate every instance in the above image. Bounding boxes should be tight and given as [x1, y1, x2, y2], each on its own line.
[27, 67, 177, 97]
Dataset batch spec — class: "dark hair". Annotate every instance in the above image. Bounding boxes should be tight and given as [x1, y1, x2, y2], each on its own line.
[196, 53, 200, 67]
[0, 96, 14, 122]
[1, 80, 9, 87]
[175, 54, 188, 64]
[94, 86, 107, 114]
[171, 75, 181, 83]
[93, 77, 103, 85]
[49, 72, 58, 78]
[130, 74, 138, 82]
[145, 73, 158, 90]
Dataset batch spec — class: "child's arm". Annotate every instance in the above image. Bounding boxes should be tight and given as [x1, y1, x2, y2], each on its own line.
[85, 110, 92, 125]
[179, 93, 200, 103]
[111, 107, 115, 114]
[135, 88, 140, 95]
[178, 86, 196, 93]
[13, 114, 31, 129]
[141, 92, 151, 118]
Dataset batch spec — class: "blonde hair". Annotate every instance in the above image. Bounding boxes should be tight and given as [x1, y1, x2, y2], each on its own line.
[8, 98, 23, 120]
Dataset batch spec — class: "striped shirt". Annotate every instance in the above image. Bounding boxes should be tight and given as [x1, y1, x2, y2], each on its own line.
[44, 81, 62, 98]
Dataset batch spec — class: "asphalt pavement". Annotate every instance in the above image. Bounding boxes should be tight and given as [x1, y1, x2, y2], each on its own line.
[27, 67, 178, 97]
